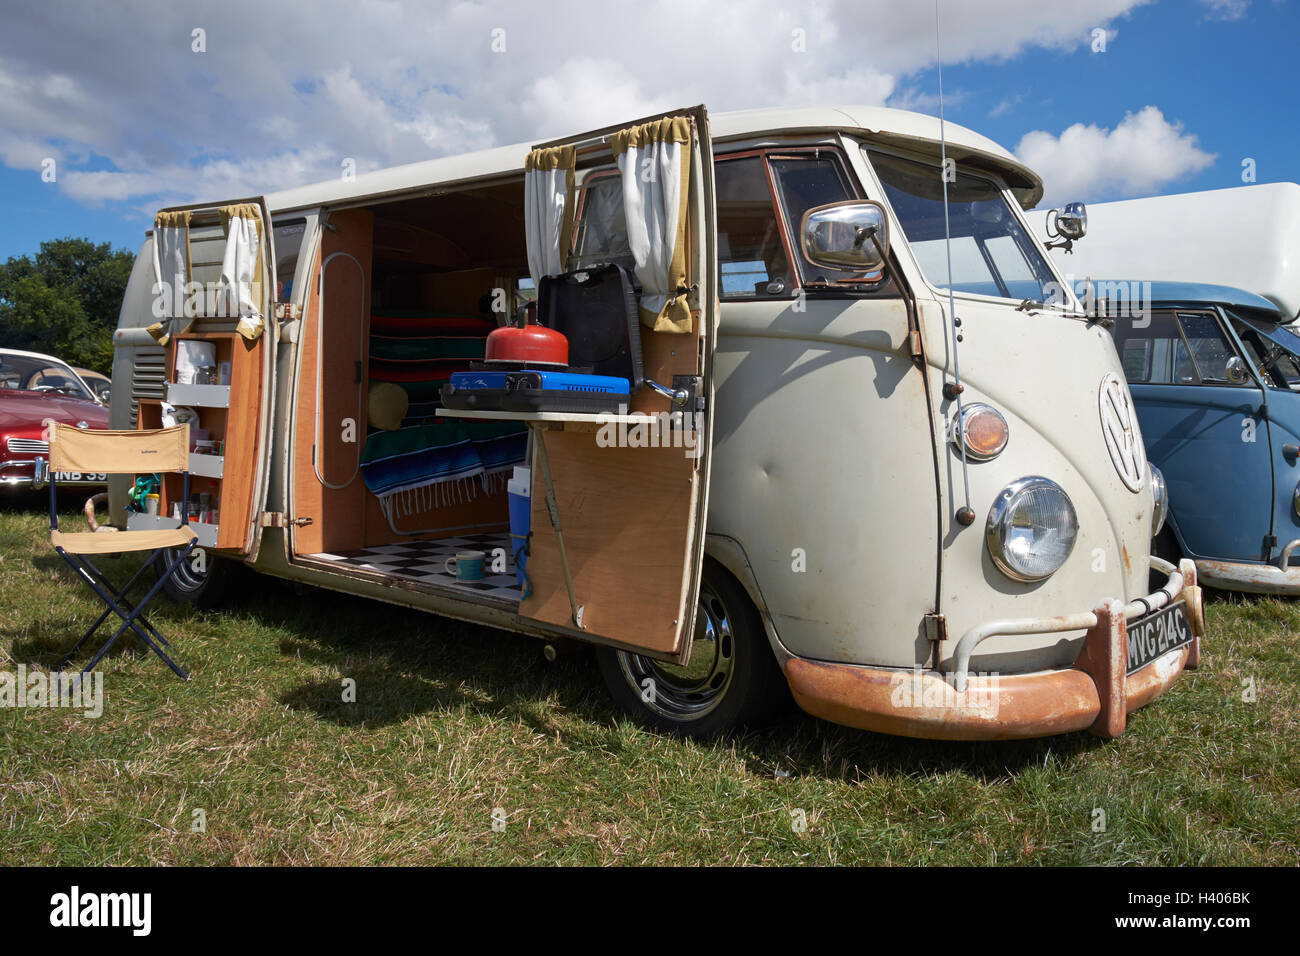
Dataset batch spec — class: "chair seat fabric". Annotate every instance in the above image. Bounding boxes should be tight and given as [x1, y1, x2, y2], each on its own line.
[52, 526, 197, 555]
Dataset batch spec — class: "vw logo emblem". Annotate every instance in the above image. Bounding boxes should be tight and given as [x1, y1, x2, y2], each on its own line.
[1099, 373, 1145, 492]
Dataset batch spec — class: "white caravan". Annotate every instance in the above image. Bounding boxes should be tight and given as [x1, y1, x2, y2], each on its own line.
[1045, 182, 1300, 321]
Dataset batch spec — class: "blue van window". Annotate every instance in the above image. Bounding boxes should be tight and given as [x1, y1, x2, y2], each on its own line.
[1231, 314, 1300, 389]
[1114, 310, 1239, 385]
[1179, 314, 1236, 382]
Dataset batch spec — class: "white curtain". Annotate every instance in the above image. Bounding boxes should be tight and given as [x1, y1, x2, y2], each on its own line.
[147, 210, 190, 344]
[524, 145, 576, 287]
[219, 203, 265, 341]
[612, 116, 693, 333]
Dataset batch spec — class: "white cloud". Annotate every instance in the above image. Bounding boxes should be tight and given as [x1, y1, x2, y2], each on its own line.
[1199, 0, 1250, 20]
[1014, 106, 1216, 206]
[0, 0, 1156, 213]
[988, 92, 1026, 118]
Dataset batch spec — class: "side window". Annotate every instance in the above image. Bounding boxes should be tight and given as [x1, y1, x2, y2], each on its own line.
[272, 218, 307, 302]
[768, 155, 860, 283]
[1232, 317, 1300, 390]
[1178, 313, 1235, 382]
[715, 156, 791, 298]
[1114, 311, 1240, 385]
[571, 172, 632, 271]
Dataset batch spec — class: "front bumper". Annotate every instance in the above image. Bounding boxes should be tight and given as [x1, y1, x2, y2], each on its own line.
[783, 558, 1205, 741]
[1196, 539, 1300, 594]
[0, 457, 104, 489]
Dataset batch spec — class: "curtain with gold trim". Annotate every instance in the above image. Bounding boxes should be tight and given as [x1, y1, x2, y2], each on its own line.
[611, 116, 693, 333]
[146, 210, 191, 346]
[524, 145, 577, 287]
[219, 203, 266, 341]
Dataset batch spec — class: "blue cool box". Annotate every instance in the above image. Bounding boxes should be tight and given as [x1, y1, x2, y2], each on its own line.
[441, 369, 631, 414]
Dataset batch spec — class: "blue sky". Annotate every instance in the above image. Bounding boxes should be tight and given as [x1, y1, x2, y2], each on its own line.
[0, 0, 1293, 261]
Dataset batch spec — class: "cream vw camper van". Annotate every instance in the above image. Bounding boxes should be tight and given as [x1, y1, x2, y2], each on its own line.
[105, 105, 1204, 740]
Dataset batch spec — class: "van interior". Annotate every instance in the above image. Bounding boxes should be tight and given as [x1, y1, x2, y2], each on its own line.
[283, 159, 706, 656]
[290, 182, 534, 606]
[136, 114, 710, 660]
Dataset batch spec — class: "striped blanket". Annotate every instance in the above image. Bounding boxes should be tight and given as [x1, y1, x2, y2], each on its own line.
[360, 421, 527, 522]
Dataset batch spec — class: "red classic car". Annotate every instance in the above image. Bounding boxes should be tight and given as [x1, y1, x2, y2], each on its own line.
[0, 348, 110, 489]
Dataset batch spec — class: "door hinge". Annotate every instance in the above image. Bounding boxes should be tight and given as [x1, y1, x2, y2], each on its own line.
[274, 301, 301, 321]
[923, 612, 948, 645]
[261, 512, 314, 528]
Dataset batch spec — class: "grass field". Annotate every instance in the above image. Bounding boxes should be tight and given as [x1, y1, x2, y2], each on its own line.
[1, 500, 1297, 866]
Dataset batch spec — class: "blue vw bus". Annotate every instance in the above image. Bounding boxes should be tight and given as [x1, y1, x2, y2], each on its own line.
[1104, 281, 1300, 593]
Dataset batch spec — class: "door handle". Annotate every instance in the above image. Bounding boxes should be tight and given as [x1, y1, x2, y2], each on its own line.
[1283, 443, 1299, 462]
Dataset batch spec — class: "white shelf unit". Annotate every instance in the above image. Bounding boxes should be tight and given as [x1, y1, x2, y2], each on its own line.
[435, 407, 663, 426]
[166, 382, 230, 408]
[187, 453, 224, 479]
[126, 512, 219, 549]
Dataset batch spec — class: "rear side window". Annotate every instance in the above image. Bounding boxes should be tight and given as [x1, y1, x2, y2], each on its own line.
[1114, 310, 1241, 385]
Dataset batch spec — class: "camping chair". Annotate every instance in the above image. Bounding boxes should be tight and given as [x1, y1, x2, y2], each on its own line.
[47, 422, 196, 679]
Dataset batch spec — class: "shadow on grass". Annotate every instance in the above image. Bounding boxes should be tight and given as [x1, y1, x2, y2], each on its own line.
[227, 572, 1113, 783]
[5, 550, 194, 671]
[0, 496, 1120, 783]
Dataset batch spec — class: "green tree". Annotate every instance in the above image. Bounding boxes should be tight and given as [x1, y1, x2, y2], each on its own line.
[0, 238, 135, 373]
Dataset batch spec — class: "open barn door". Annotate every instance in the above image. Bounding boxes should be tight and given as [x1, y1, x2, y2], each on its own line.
[516, 105, 718, 664]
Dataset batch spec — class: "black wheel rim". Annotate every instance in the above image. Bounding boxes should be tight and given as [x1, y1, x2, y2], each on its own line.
[615, 579, 736, 721]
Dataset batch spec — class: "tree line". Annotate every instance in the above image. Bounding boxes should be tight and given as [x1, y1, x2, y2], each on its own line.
[0, 238, 134, 374]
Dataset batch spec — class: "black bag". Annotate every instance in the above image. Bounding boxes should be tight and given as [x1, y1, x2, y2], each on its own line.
[536, 263, 644, 389]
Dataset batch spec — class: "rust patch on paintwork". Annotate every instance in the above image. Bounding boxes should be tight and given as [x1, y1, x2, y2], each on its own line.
[1121, 545, 1131, 575]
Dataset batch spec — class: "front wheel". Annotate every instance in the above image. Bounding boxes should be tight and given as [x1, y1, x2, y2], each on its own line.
[595, 561, 788, 737]
[154, 545, 238, 609]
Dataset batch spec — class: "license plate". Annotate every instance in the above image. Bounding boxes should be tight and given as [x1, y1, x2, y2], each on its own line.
[1126, 601, 1192, 675]
[53, 471, 107, 483]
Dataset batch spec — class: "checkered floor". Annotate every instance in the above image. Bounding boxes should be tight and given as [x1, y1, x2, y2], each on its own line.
[307, 533, 522, 601]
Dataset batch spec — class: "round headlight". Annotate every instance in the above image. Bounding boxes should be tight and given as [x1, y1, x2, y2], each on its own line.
[986, 476, 1079, 582]
[953, 403, 1009, 461]
[1150, 463, 1169, 537]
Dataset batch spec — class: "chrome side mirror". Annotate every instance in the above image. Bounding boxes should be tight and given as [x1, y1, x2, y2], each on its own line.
[800, 200, 889, 272]
[1225, 355, 1250, 385]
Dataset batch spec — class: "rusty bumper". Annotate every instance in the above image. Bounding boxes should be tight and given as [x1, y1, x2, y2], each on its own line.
[1196, 544, 1300, 595]
[783, 559, 1205, 741]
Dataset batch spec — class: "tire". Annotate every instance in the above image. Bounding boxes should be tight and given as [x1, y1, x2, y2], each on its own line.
[1150, 525, 1183, 592]
[153, 544, 238, 609]
[595, 559, 788, 737]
